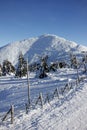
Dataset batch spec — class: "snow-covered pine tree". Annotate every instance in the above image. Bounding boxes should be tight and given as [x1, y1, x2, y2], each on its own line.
[0, 64, 2, 76]
[82, 53, 87, 63]
[70, 53, 78, 68]
[15, 52, 27, 77]
[82, 52, 87, 73]
[38, 55, 49, 78]
[2, 60, 15, 76]
[41, 55, 49, 72]
[49, 62, 57, 71]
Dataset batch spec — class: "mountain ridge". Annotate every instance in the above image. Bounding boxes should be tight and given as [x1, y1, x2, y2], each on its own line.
[0, 34, 87, 66]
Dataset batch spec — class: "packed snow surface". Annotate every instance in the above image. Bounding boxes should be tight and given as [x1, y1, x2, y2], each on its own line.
[0, 68, 87, 130]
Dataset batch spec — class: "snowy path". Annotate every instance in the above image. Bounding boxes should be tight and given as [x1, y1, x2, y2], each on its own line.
[14, 82, 87, 130]
[0, 70, 87, 130]
[0, 81, 87, 130]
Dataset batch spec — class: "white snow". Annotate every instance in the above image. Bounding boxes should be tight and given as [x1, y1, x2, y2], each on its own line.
[0, 68, 87, 130]
[0, 34, 87, 130]
[0, 34, 87, 66]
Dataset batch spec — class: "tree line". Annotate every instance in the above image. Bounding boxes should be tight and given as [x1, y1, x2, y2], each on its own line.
[0, 51, 87, 78]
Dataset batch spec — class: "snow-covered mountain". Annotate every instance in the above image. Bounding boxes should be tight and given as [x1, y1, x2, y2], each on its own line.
[1, 34, 87, 130]
[0, 34, 87, 66]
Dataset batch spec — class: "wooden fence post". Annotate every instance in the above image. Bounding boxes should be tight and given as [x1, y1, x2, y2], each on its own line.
[53, 88, 59, 99]
[2, 108, 11, 122]
[35, 92, 43, 108]
[40, 93, 43, 108]
[2, 105, 14, 124]
[44, 93, 50, 104]
[25, 103, 29, 114]
[11, 105, 14, 124]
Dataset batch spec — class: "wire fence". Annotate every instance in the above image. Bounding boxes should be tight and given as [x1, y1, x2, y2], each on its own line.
[1, 73, 87, 125]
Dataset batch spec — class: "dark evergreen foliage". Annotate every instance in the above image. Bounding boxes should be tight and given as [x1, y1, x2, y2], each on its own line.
[49, 63, 57, 71]
[15, 52, 27, 77]
[39, 67, 47, 78]
[2, 60, 15, 75]
[0, 64, 2, 76]
[38, 55, 49, 78]
[70, 54, 78, 68]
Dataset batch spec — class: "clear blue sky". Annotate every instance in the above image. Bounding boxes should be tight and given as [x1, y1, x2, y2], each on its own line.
[0, 0, 87, 47]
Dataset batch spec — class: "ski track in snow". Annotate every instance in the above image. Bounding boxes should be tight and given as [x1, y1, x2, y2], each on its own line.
[0, 70, 87, 130]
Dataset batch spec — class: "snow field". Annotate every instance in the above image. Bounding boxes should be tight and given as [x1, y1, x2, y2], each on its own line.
[0, 68, 87, 130]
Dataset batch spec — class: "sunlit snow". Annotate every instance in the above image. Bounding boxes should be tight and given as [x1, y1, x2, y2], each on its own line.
[0, 34, 87, 130]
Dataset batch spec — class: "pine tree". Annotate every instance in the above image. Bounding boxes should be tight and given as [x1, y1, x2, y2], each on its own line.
[82, 53, 87, 73]
[37, 55, 48, 78]
[0, 64, 2, 76]
[70, 53, 78, 68]
[41, 55, 49, 72]
[2, 60, 15, 75]
[15, 52, 27, 77]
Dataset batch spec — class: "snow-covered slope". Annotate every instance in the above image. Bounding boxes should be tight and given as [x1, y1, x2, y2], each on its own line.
[0, 34, 87, 65]
[1, 34, 87, 130]
[0, 69, 87, 130]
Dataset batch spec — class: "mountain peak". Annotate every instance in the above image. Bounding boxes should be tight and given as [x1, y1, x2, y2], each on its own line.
[0, 34, 87, 66]
[39, 34, 65, 40]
